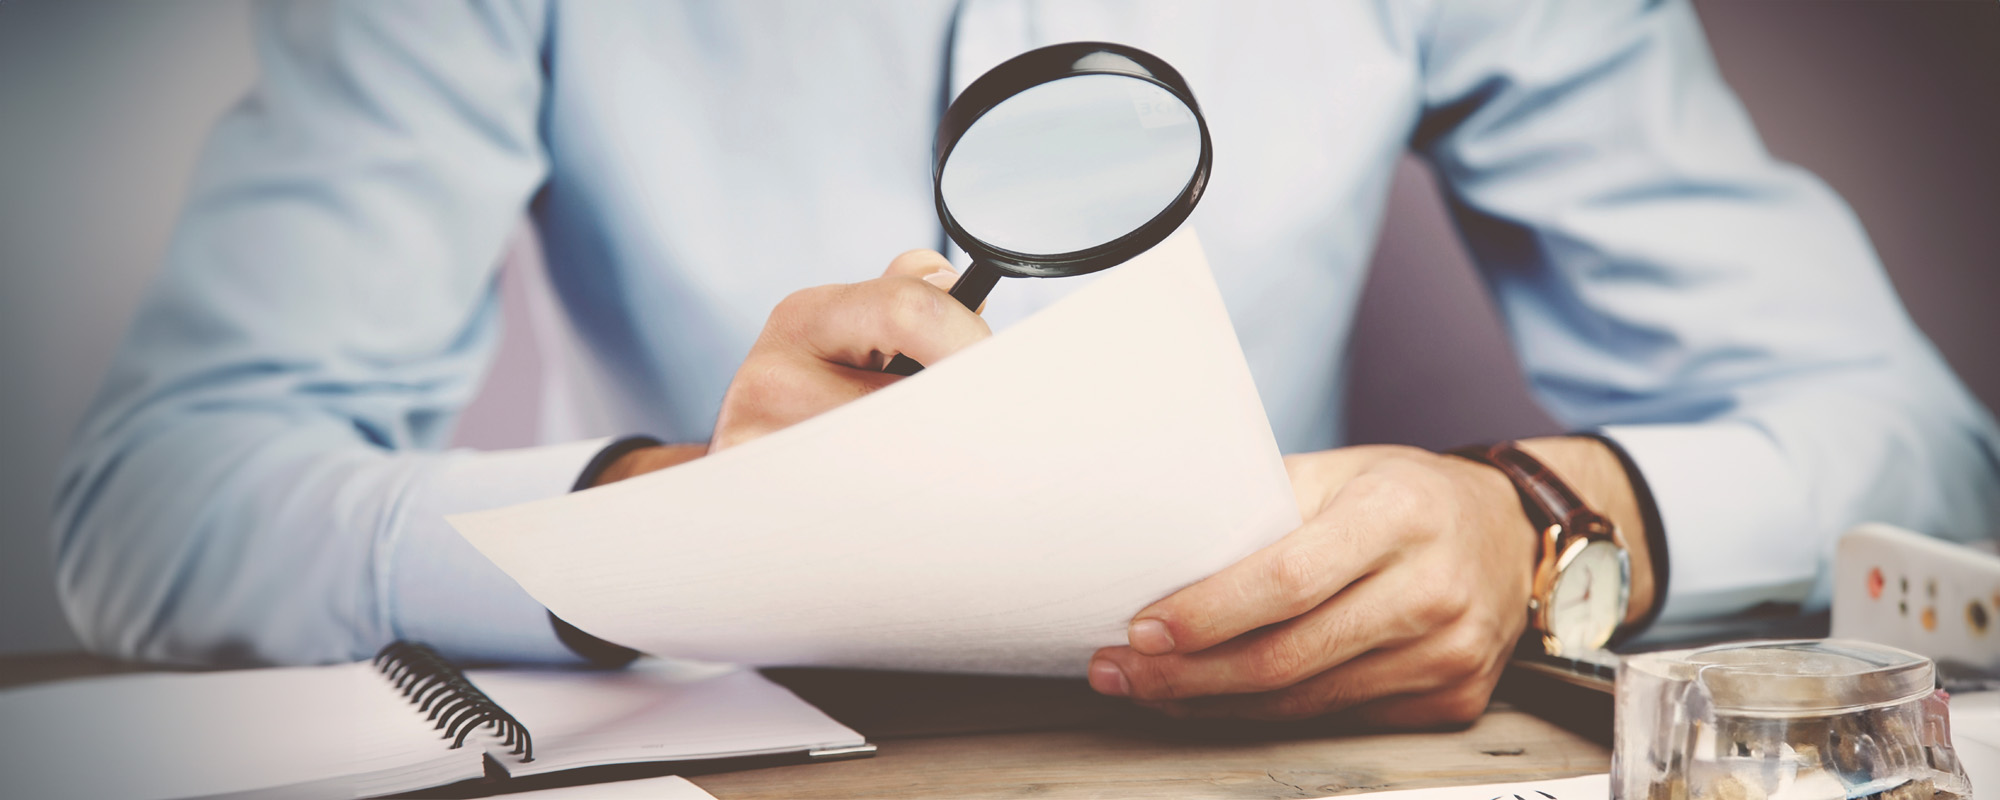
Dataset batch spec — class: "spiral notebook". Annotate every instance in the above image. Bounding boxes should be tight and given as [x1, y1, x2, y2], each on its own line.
[0, 642, 870, 800]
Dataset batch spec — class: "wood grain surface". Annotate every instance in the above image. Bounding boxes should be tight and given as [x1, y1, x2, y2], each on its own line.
[1, 655, 1611, 799]
[692, 709, 1606, 799]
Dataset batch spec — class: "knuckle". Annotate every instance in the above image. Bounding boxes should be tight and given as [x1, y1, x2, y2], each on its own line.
[769, 286, 826, 331]
[1355, 472, 1422, 521]
[721, 358, 814, 428]
[889, 248, 940, 270]
[1246, 636, 1314, 690]
[1130, 660, 1183, 701]
[725, 358, 788, 409]
[1418, 571, 1474, 626]
[1434, 626, 1491, 680]
[878, 279, 940, 336]
[1399, 576, 1453, 629]
[1264, 548, 1323, 613]
[766, 286, 846, 351]
[1309, 676, 1366, 715]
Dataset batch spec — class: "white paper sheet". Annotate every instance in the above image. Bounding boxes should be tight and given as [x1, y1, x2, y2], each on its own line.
[452, 230, 1300, 675]
[490, 775, 718, 799]
[1947, 691, 2000, 796]
[1314, 775, 1610, 800]
[1308, 775, 1608, 800]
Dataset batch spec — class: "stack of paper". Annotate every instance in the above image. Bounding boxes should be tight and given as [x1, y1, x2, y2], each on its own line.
[452, 230, 1300, 675]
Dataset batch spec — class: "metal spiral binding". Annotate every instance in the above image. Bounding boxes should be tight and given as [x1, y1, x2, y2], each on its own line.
[373, 642, 534, 763]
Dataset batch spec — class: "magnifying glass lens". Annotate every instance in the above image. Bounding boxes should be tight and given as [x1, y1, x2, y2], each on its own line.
[939, 74, 1202, 258]
[883, 43, 1210, 376]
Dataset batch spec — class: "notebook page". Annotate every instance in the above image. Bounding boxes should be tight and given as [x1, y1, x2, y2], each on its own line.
[452, 230, 1300, 675]
[0, 662, 484, 800]
[468, 659, 864, 777]
[484, 775, 719, 798]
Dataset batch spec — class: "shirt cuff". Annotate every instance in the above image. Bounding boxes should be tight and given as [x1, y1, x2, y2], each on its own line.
[385, 438, 611, 663]
[1598, 422, 1818, 625]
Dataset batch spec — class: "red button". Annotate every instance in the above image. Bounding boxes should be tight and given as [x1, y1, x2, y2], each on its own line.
[1867, 567, 1884, 600]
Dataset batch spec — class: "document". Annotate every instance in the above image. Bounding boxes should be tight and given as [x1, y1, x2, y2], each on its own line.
[452, 230, 1300, 675]
[1946, 691, 1999, 797]
[1309, 774, 1609, 800]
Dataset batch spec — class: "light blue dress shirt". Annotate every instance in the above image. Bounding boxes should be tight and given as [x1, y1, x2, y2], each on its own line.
[53, 0, 2000, 666]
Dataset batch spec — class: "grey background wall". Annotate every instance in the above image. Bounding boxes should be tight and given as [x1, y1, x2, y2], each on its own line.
[1, 1, 1994, 655]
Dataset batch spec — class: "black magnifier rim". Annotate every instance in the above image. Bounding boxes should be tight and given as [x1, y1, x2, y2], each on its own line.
[934, 41, 1212, 279]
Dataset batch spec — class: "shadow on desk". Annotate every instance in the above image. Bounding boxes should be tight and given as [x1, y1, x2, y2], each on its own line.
[763, 667, 1553, 744]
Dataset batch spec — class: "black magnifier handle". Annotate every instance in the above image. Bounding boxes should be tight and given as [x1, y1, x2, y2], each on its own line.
[882, 259, 1003, 376]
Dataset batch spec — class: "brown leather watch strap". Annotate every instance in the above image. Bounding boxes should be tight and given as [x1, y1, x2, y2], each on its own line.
[1449, 442, 1615, 542]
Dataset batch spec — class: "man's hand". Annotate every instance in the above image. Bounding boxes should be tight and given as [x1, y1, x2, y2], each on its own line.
[710, 249, 988, 451]
[591, 250, 988, 486]
[1086, 439, 1653, 727]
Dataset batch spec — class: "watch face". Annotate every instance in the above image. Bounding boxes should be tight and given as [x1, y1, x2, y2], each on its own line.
[1546, 538, 1628, 655]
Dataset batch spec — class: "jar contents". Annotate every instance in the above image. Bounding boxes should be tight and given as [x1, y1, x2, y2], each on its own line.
[1614, 640, 1971, 800]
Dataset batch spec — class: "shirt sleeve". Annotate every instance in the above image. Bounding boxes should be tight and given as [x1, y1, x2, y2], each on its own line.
[1413, 0, 2000, 624]
[48, 0, 600, 665]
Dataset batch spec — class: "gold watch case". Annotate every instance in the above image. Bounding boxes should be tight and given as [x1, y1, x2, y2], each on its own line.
[1528, 518, 1631, 657]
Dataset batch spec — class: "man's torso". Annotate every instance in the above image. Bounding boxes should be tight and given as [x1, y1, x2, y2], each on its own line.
[525, 1, 1432, 451]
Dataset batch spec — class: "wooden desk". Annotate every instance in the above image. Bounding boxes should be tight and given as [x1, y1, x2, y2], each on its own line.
[0, 654, 1609, 800]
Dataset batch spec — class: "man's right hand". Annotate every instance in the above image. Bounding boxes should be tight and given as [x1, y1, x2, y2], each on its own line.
[592, 249, 990, 486]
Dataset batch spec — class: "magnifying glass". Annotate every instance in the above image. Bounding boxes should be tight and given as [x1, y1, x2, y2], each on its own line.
[884, 42, 1213, 375]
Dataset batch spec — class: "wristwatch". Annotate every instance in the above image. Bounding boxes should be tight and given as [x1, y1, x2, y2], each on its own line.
[1450, 441, 1631, 657]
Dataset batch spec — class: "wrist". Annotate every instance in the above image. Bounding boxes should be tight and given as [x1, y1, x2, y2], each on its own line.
[588, 443, 708, 488]
[1447, 436, 1661, 651]
[1439, 453, 1543, 635]
[552, 436, 706, 666]
[1513, 436, 1657, 631]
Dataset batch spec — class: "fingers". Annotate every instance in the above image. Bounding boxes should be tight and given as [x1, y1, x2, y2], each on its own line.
[1348, 683, 1497, 729]
[708, 347, 899, 450]
[712, 250, 989, 452]
[1140, 623, 1505, 724]
[1125, 473, 1417, 656]
[883, 249, 952, 280]
[885, 249, 987, 313]
[767, 272, 990, 372]
[1094, 571, 1425, 700]
[1087, 449, 1535, 726]
[821, 277, 991, 368]
[886, 250, 963, 300]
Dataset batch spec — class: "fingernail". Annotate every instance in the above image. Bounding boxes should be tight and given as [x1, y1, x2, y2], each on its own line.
[921, 268, 957, 290]
[1129, 618, 1175, 655]
[1088, 659, 1130, 697]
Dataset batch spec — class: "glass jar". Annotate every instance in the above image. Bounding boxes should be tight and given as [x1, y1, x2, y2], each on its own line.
[1614, 639, 1971, 800]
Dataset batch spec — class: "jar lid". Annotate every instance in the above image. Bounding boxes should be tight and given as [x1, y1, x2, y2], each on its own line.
[1625, 639, 1934, 716]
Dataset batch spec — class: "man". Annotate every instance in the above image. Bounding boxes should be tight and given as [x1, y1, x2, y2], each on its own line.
[53, 1, 1999, 727]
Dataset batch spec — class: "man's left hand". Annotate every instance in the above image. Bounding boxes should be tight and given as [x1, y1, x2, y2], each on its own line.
[1086, 440, 1650, 727]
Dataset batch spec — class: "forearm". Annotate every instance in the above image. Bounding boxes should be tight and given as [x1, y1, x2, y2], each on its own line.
[1417, 0, 1999, 627]
[55, 414, 414, 664]
[1603, 385, 2000, 624]
[53, 410, 606, 665]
